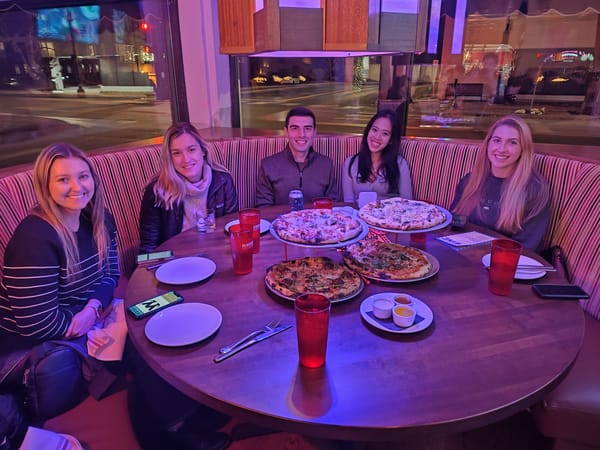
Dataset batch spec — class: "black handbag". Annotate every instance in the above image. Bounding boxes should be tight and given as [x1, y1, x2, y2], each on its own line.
[22, 343, 87, 422]
[0, 340, 88, 424]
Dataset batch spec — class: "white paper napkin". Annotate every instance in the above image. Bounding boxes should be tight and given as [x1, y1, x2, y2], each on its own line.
[87, 299, 128, 361]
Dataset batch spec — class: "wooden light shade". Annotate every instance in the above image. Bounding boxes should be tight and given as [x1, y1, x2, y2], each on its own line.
[217, 0, 256, 54]
[322, 0, 369, 51]
[217, 0, 427, 55]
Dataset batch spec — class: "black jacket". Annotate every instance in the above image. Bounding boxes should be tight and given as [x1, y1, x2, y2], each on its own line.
[138, 170, 238, 252]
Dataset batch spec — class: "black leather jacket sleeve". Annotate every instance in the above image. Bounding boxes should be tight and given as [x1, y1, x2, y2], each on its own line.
[138, 181, 182, 253]
[207, 170, 239, 217]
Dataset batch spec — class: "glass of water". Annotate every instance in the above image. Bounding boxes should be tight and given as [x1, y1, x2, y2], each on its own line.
[197, 208, 216, 233]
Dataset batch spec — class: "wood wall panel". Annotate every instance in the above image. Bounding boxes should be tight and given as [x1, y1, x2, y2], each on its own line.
[323, 0, 369, 50]
[217, 0, 255, 54]
[254, 0, 280, 53]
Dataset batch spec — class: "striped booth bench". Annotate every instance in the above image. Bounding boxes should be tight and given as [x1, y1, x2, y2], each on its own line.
[0, 135, 598, 449]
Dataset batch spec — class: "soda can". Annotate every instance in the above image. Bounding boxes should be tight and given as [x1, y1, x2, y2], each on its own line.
[289, 190, 303, 211]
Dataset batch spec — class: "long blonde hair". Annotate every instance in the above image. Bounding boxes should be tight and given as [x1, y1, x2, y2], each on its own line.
[32, 143, 109, 278]
[453, 115, 548, 234]
[154, 122, 228, 210]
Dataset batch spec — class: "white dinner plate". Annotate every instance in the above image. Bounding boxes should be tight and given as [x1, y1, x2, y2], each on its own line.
[360, 292, 433, 334]
[224, 219, 271, 234]
[145, 303, 222, 347]
[155, 257, 216, 285]
[481, 253, 546, 280]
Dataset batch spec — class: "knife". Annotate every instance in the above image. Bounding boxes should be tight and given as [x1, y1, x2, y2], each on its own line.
[214, 324, 293, 363]
[516, 264, 556, 271]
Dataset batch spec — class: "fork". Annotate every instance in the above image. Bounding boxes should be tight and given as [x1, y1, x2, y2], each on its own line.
[219, 318, 281, 354]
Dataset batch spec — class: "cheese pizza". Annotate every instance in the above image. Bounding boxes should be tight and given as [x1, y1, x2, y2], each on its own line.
[359, 197, 446, 231]
[271, 209, 362, 245]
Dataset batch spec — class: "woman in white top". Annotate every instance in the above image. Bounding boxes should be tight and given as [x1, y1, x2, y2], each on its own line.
[342, 109, 412, 203]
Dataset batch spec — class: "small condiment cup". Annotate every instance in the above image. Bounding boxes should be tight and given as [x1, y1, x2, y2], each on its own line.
[393, 305, 416, 328]
[372, 298, 395, 319]
[393, 294, 415, 309]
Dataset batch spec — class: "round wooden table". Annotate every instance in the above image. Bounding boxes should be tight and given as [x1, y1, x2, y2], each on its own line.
[125, 205, 584, 441]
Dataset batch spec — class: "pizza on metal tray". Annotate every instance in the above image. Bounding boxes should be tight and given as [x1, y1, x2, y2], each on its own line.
[265, 256, 363, 301]
[272, 209, 362, 244]
[359, 197, 446, 231]
[343, 240, 432, 280]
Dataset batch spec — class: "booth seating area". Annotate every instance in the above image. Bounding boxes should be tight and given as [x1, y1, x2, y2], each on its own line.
[0, 135, 598, 449]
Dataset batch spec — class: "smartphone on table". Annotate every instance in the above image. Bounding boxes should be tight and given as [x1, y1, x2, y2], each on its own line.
[128, 291, 183, 319]
[532, 284, 590, 300]
[136, 250, 174, 265]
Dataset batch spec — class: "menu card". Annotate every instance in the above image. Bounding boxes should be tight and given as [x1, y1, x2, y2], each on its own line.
[437, 231, 495, 247]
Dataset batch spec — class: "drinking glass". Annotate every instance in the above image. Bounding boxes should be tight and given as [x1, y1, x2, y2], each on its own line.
[295, 293, 331, 368]
[488, 239, 522, 295]
[229, 224, 253, 275]
[239, 208, 260, 253]
[197, 208, 216, 233]
[410, 232, 426, 244]
[312, 197, 333, 209]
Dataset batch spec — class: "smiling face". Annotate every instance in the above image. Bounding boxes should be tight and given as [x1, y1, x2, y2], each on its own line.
[367, 117, 392, 155]
[49, 157, 94, 216]
[487, 124, 522, 178]
[284, 115, 316, 161]
[170, 132, 205, 183]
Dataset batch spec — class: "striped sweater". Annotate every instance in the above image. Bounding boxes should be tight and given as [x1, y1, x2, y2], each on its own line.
[0, 212, 119, 341]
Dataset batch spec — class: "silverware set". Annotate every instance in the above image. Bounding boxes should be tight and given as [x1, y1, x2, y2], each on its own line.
[218, 318, 281, 354]
[214, 319, 292, 363]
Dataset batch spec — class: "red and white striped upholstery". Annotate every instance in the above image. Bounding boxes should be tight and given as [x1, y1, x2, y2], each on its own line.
[544, 162, 599, 317]
[91, 144, 162, 276]
[402, 138, 479, 208]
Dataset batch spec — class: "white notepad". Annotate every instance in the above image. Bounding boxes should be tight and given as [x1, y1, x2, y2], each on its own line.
[437, 231, 496, 247]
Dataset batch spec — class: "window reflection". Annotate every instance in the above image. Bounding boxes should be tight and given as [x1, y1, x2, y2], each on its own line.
[0, 1, 172, 168]
[238, 2, 600, 148]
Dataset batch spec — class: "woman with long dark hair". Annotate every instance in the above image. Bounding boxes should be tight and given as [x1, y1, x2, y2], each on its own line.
[342, 109, 412, 202]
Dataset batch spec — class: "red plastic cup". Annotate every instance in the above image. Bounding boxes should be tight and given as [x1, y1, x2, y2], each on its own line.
[239, 208, 261, 253]
[410, 232, 427, 244]
[229, 224, 254, 275]
[295, 293, 331, 368]
[312, 197, 333, 209]
[488, 239, 522, 296]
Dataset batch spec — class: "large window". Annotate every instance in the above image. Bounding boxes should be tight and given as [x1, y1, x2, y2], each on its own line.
[234, 2, 600, 149]
[406, 4, 600, 146]
[2, 1, 599, 170]
[0, 0, 173, 168]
